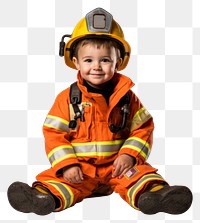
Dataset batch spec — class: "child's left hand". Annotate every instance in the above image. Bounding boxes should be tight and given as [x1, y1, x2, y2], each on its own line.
[112, 154, 135, 179]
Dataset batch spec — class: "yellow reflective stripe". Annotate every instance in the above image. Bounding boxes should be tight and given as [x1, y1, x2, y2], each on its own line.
[48, 140, 124, 166]
[51, 154, 76, 167]
[126, 136, 151, 152]
[47, 115, 69, 125]
[72, 140, 124, 157]
[72, 140, 124, 147]
[128, 137, 150, 148]
[47, 145, 76, 167]
[76, 151, 118, 157]
[127, 174, 165, 209]
[44, 180, 74, 209]
[48, 145, 73, 159]
[44, 115, 70, 132]
[122, 145, 147, 159]
[121, 137, 150, 160]
[131, 107, 152, 131]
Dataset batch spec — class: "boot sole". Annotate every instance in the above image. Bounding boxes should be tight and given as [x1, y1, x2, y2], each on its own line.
[138, 186, 193, 215]
[7, 182, 55, 215]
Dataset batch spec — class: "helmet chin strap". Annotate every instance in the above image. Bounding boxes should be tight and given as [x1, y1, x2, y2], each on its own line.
[59, 34, 71, 57]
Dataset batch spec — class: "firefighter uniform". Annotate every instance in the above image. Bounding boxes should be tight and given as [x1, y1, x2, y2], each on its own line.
[33, 72, 167, 211]
[7, 7, 192, 215]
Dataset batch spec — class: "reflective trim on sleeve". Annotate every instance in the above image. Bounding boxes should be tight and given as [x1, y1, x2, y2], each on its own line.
[44, 180, 74, 209]
[131, 107, 152, 131]
[127, 173, 165, 209]
[121, 137, 150, 160]
[48, 145, 76, 167]
[44, 115, 70, 132]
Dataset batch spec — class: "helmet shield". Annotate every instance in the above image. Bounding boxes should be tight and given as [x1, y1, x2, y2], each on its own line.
[86, 8, 113, 33]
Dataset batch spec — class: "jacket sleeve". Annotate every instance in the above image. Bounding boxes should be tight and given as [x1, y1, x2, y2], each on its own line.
[42, 89, 79, 175]
[119, 92, 154, 164]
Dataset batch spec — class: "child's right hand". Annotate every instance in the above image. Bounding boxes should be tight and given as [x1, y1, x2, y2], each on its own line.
[63, 165, 84, 184]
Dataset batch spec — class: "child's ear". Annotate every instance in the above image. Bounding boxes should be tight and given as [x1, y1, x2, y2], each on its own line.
[72, 57, 80, 70]
[115, 58, 123, 71]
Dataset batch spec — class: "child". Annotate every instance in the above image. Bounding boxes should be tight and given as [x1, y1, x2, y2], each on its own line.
[7, 7, 192, 216]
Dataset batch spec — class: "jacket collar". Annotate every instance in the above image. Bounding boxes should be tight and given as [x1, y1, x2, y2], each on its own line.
[76, 71, 134, 97]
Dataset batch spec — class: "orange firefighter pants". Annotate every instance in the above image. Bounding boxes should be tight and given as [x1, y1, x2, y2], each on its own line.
[33, 162, 167, 211]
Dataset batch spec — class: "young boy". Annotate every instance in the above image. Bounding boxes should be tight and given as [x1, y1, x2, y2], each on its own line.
[7, 8, 192, 216]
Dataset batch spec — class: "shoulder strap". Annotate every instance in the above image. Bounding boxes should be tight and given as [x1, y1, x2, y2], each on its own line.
[70, 81, 82, 104]
[69, 82, 83, 129]
[118, 90, 131, 107]
[123, 91, 131, 104]
[109, 91, 131, 133]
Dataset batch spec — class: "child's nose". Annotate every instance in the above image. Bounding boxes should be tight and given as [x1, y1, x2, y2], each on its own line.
[93, 61, 102, 70]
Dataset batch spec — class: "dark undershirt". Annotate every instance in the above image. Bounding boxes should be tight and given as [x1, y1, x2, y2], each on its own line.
[84, 80, 114, 104]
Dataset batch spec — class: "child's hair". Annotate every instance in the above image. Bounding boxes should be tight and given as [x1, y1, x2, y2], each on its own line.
[72, 38, 122, 59]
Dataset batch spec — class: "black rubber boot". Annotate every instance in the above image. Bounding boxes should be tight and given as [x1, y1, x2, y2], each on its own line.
[138, 185, 193, 215]
[7, 182, 56, 215]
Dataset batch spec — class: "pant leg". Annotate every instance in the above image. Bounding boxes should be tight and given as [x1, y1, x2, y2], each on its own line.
[110, 163, 167, 210]
[32, 168, 98, 212]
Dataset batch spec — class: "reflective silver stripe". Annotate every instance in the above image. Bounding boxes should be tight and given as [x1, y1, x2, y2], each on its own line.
[72, 140, 124, 157]
[44, 115, 70, 132]
[48, 145, 76, 166]
[131, 107, 152, 131]
[122, 137, 150, 159]
[128, 174, 165, 209]
[45, 181, 74, 209]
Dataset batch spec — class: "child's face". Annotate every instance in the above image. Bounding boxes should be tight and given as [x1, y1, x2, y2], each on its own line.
[72, 44, 122, 88]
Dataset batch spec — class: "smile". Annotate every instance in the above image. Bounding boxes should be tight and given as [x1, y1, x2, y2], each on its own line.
[90, 73, 104, 76]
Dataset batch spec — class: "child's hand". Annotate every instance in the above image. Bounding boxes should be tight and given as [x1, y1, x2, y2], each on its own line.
[63, 165, 84, 184]
[112, 154, 135, 179]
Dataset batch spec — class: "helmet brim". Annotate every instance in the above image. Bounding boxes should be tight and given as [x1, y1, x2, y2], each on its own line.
[64, 34, 131, 71]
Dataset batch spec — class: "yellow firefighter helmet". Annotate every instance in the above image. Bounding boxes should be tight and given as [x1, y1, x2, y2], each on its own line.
[59, 8, 131, 71]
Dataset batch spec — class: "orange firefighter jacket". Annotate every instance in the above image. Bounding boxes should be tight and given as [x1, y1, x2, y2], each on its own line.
[43, 72, 154, 178]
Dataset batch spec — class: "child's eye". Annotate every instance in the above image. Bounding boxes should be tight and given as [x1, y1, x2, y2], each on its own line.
[101, 58, 111, 63]
[84, 59, 92, 63]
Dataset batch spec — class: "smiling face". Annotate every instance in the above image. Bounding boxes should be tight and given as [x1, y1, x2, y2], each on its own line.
[72, 42, 122, 89]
